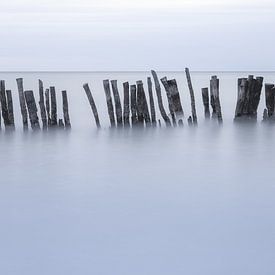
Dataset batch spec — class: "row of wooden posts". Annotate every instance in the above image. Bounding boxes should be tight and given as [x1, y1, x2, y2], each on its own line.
[0, 69, 274, 131]
[0, 78, 71, 131]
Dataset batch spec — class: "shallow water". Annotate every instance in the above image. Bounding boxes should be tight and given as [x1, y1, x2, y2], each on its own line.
[0, 72, 274, 274]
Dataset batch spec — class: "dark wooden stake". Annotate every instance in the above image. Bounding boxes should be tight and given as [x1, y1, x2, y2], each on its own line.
[147, 77, 156, 126]
[210, 76, 222, 123]
[137, 80, 151, 126]
[61, 90, 71, 129]
[16, 78, 28, 130]
[0, 80, 10, 128]
[151, 70, 171, 127]
[50, 86, 57, 126]
[45, 88, 51, 126]
[201, 88, 210, 119]
[123, 82, 130, 127]
[130, 84, 138, 127]
[265, 83, 275, 118]
[24, 90, 40, 130]
[111, 80, 123, 127]
[185, 68, 197, 125]
[38, 80, 47, 129]
[103, 80, 116, 128]
[6, 90, 15, 129]
[83, 84, 100, 129]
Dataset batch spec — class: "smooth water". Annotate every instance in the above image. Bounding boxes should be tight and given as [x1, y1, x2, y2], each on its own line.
[0, 72, 274, 275]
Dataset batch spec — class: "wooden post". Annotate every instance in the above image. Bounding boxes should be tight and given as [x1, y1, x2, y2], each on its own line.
[265, 84, 275, 118]
[151, 70, 171, 127]
[45, 88, 51, 126]
[38, 80, 47, 129]
[147, 77, 156, 126]
[111, 80, 123, 127]
[83, 84, 100, 129]
[201, 88, 210, 119]
[136, 81, 144, 126]
[123, 82, 130, 127]
[16, 78, 28, 130]
[178, 119, 184, 127]
[185, 68, 198, 125]
[24, 90, 40, 130]
[6, 90, 15, 129]
[137, 81, 151, 126]
[50, 86, 57, 126]
[160, 77, 175, 123]
[0, 80, 10, 128]
[61, 90, 71, 129]
[210, 76, 222, 123]
[103, 80, 116, 128]
[58, 119, 65, 129]
[235, 78, 248, 119]
[167, 79, 184, 118]
[130, 84, 138, 127]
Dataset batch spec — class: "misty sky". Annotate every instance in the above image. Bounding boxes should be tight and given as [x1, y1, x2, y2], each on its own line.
[0, 0, 274, 71]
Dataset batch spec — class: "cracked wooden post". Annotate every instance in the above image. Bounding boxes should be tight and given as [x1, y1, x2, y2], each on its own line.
[62, 90, 71, 129]
[45, 88, 51, 126]
[201, 88, 210, 119]
[111, 80, 123, 127]
[83, 83, 100, 129]
[24, 90, 40, 130]
[167, 79, 184, 118]
[123, 82, 130, 127]
[0, 80, 10, 128]
[137, 80, 151, 127]
[210, 76, 222, 123]
[103, 80, 116, 128]
[151, 70, 171, 127]
[16, 78, 28, 130]
[50, 86, 57, 127]
[6, 90, 15, 129]
[265, 83, 275, 119]
[147, 77, 156, 126]
[136, 81, 144, 126]
[235, 78, 247, 119]
[185, 68, 198, 125]
[38, 80, 47, 129]
[130, 84, 138, 127]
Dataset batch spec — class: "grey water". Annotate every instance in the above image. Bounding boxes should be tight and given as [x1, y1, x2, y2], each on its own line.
[0, 72, 274, 275]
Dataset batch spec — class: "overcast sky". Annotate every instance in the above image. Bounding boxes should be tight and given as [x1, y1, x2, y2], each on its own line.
[0, 0, 274, 71]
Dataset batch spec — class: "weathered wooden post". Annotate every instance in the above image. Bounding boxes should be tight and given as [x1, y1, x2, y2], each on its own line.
[137, 80, 151, 126]
[210, 76, 222, 123]
[0, 80, 10, 128]
[167, 79, 184, 118]
[45, 88, 51, 126]
[265, 84, 275, 118]
[83, 84, 100, 129]
[151, 70, 171, 127]
[136, 81, 144, 126]
[103, 80, 116, 128]
[130, 84, 138, 127]
[24, 90, 40, 130]
[123, 82, 130, 127]
[235, 78, 247, 119]
[38, 80, 47, 129]
[147, 77, 156, 126]
[185, 68, 198, 125]
[201, 88, 210, 119]
[50, 86, 58, 126]
[111, 80, 123, 127]
[62, 90, 71, 129]
[16, 78, 28, 130]
[6, 90, 15, 129]
[58, 119, 65, 129]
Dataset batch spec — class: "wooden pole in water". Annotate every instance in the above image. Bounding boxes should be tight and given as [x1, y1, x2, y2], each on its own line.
[147, 77, 156, 126]
[58, 119, 65, 129]
[16, 78, 28, 130]
[6, 90, 15, 129]
[50, 86, 58, 126]
[123, 82, 130, 127]
[111, 80, 123, 127]
[103, 80, 116, 128]
[167, 79, 184, 118]
[62, 90, 71, 129]
[201, 88, 210, 119]
[210, 76, 222, 123]
[130, 84, 138, 127]
[185, 68, 198, 125]
[83, 83, 100, 129]
[136, 81, 144, 126]
[151, 70, 171, 127]
[38, 80, 47, 129]
[137, 80, 151, 126]
[265, 83, 275, 118]
[0, 80, 10, 128]
[45, 88, 51, 126]
[24, 90, 40, 130]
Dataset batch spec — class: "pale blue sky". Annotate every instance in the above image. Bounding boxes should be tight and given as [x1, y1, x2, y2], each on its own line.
[0, 0, 274, 71]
